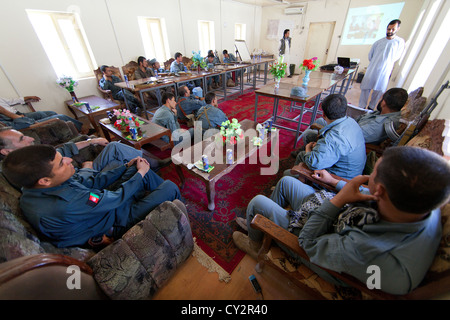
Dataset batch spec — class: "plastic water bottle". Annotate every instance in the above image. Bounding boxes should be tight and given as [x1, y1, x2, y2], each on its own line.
[128, 117, 137, 140]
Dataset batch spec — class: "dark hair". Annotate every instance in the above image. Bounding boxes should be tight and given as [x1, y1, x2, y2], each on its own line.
[100, 65, 109, 73]
[0, 127, 13, 151]
[137, 56, 146, 65]
[178, 85, 188, 97]
[375, 146, 450, 214]
[388, 19, 401, 27]
[2, 145, 56, 189]
[207, 54, 215, 59]
[223, 50, 228, 55]
[283, 29, 290, 37]
[321, 94, 348, 120]
[205, 92, 216, 105]
[383, 88, 408, 112]
[162, 92, 175, 105]
[174, 52, 182, 59]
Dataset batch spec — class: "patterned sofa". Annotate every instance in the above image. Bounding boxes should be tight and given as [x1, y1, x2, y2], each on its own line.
[0, 119, 194, 299]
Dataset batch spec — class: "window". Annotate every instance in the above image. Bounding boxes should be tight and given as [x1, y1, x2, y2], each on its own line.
[198, 21, 215, 56]
[26, 10, 96, 79]
[235, 23, 246, 40]
[138, 17, 170, 63]
[407, 3, 449, 92]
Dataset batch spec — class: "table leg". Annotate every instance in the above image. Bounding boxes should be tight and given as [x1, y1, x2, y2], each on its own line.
[254, 94, 259, 122]
[205, 180, 216, 211]
[139, 91, 149, 120]
[175, 165, 185, 189]
[87, 114, 101, 135]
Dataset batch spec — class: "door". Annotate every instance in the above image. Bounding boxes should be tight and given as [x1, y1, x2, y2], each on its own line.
[303, 22, 336, 65]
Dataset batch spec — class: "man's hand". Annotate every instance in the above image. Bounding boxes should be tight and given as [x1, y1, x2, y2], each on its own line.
[330, 175, 376, 208]
[305, 142, 316, 153]
[135, 157, 150, 177]
[311, 169, 340, 187]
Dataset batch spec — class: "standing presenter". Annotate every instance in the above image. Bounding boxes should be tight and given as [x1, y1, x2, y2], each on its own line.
[359, 19, 405, 110]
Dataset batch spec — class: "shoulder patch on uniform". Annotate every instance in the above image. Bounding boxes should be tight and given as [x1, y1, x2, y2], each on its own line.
[86, 192, 100, 207]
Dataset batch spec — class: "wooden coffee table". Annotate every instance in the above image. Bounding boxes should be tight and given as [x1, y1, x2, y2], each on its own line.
[64, 95, 120, 135]
[172, 119, 277, 210]
[98, 115, 173, 150]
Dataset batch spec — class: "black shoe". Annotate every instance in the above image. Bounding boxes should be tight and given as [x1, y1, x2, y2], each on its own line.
[153, 157, 172, 172]
[287, 75, 293, 78]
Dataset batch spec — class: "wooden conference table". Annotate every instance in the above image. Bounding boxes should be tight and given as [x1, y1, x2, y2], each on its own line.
[115, 58, 275, 119]
[172, 119, 276, 211]
[254, 68, 356, 149]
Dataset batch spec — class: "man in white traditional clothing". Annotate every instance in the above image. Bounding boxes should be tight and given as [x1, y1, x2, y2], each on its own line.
[278, 29, 292, 78]
[359, 19, 405, 110]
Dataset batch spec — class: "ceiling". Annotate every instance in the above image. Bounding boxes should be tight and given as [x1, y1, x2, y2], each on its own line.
[231, 0, 310, 7]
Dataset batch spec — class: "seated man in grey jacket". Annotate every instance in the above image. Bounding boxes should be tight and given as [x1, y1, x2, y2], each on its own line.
[234, 146, 450, 295]
[152, 92, 194, 146]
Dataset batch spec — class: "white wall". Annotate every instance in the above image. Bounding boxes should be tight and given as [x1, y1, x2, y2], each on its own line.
[0, 0, 447, 120]
[0, 0, 261, 116]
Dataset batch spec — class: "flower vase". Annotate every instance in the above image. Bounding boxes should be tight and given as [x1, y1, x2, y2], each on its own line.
[274, 77, 281, 89]
[302, 70, 311, 87]
[69, 91, 79, 102]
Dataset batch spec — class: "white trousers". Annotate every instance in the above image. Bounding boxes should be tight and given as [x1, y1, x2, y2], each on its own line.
[359, 89, 383, 110]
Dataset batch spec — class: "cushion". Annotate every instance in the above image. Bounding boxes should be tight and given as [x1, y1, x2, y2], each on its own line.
[87, 201, 194, 300]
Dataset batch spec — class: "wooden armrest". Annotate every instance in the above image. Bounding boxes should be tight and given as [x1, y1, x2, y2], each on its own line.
[0, 253, 93, 285]
[27, 118, 59, 129]
[290, 163, 348, 192]
[250, 214, 310, 261]
[25, 101, 36, 112]
[365, 143, 385, 155]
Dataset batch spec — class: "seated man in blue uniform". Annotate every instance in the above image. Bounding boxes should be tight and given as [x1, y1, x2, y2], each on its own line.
[170, 52, 198, 90]
[195, 92, 228, 139]
[234, 146, 450, 295]
[222, 49, 240, 86]
[298, 88, 408, 147]
[99, 65, 142, 115]
[205, 54, 220, 90]
[0, 95, 83, 131]
[0, 128, 170, 172]
[149, 58, 168, 75]
[152, 92, 194, 146]
[2, 145, 181, 248]
[176, 85, 206, 122]
[290, 94, 366, 180]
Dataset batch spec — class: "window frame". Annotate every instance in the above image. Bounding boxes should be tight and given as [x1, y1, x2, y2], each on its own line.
[27, 10, 96, 79]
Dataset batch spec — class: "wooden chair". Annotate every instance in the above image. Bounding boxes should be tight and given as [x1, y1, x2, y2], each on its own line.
[122, 61, 139, 81]
[164, 58, 174, 72]
[93, 66, 123, 102]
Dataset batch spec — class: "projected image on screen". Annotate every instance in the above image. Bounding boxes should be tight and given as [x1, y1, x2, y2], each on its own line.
[341, 2, 405, 46]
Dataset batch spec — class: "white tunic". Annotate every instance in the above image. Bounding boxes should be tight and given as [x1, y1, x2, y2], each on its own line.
[0, 97, 25, 114]
[361, 37, 405, 91]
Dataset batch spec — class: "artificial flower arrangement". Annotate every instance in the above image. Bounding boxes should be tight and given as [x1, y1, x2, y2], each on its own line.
[301, 57, 320, 71]
[112, 109, 145, 136]
[269, 56, 287, 79]
[191, 50, 207, 69]
[219, 118, 244, 145]
[56, 75, 78, 92]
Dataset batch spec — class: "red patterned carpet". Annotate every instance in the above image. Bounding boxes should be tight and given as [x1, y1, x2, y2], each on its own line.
[152, 90, 316, 274]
